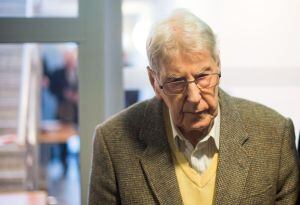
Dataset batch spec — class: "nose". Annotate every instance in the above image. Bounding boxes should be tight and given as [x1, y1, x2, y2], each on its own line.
[185, 81, 202, 103]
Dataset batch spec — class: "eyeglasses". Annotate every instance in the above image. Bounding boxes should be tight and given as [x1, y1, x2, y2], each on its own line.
[156, 72, 221, 95]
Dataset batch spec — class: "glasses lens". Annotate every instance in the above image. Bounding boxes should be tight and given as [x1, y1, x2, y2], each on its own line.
[196, 74, 210, 88]
[197, 74, 219, 89]
[164, 81, 186, 94]
[162, 73, 220, 95]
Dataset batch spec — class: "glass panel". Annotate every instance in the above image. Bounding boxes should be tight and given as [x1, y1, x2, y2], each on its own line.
[0, 0, 78, 17]
[0, 43, 37, 193]
[0, 44, 22, 137]
[122, 1, 154, 106]
[0, 43, 80, 205]
[40, 43, 80, 205]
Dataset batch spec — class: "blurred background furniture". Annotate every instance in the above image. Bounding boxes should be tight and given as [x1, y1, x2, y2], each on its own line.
[0, 191, 47, 205]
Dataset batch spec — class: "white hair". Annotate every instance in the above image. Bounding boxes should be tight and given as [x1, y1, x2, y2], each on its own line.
[146, 9, 219, 73]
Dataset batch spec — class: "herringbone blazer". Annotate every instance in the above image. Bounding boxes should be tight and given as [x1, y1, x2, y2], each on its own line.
[88, 90, 299, 205]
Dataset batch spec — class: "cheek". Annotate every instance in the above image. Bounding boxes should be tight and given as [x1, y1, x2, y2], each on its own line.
[202, 90, 219, 113]
[165, 97, 184, 123]
[205, 95, 218, 108]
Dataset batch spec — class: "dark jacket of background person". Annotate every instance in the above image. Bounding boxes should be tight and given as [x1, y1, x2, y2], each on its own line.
[88, 89, 299, 205]
[49, 67, 78, 124]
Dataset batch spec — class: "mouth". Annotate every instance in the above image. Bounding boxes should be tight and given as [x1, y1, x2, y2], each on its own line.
[184, 110, 208, 115]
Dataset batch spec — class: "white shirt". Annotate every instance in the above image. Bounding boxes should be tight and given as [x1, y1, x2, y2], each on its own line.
[169, 106, 220, 174]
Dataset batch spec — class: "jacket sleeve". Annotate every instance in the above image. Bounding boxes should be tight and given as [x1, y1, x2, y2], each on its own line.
[275, 119, 300, 204]
[88, 127, 120, 205]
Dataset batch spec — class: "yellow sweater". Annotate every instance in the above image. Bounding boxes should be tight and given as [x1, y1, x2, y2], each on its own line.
[163, 107, 218, 205]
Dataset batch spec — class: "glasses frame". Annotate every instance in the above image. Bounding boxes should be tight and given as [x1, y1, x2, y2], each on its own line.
[156, 72, 221, 95]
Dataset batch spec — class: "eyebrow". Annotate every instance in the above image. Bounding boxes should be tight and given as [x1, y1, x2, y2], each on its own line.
[165, 66, 211, 77]
[162, 66, 213, 82]
[165, 73, 181, 79]
[164, 75, 185, 83]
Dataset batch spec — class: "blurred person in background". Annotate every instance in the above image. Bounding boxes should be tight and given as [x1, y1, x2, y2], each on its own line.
[49, 47, 78, 176]
[89, 9, 299, 204]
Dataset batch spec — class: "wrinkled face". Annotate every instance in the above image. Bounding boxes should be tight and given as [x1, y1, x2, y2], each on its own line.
[149, 51, 220, 138]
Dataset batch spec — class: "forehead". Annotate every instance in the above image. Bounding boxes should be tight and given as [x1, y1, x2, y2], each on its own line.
[159, 50, 216, 77]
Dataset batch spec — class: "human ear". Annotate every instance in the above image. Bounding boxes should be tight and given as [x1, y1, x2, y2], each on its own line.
[215, 52, 221, 69]
[217, 58, 221, 70]
[147, 66, 163, 100]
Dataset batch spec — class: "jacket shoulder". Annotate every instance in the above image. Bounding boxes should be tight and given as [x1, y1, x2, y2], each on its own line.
[94, 99, 151, 143]
[219, 89, 290, 137]
[232, 96, 287, 123]
[227, 95, 291, 139]
[96, 100, 149, 131]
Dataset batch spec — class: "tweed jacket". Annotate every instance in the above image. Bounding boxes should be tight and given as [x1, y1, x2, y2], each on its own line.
[88, 90, 299, 205]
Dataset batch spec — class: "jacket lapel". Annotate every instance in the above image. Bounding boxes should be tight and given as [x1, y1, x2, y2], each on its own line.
[139, 98, 183, 205]
[215, 90, 251, 204]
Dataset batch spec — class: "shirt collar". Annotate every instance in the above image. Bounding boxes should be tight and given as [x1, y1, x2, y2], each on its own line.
[169, 105, 220, 150]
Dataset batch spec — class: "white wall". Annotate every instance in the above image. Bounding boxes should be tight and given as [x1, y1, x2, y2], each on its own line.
[218, 0, 300, 68]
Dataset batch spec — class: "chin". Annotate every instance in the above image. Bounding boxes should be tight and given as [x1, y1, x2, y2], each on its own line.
[185, 115, 213, 132]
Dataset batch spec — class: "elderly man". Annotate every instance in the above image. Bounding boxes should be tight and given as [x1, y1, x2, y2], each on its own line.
[88, 10, 299, 205]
